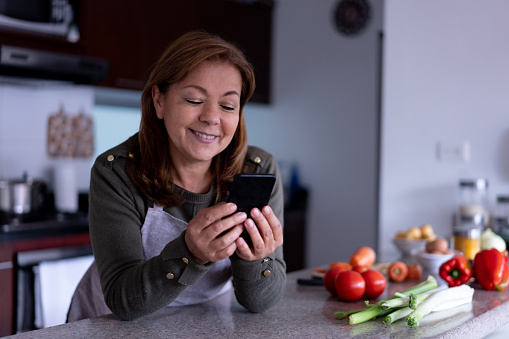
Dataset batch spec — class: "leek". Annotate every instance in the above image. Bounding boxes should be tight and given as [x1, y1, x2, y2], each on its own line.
[405, 284, 474, 328]
[382, 285, 447, 310]
[347, 275, 438, 325]
[383, 306, 413, 324]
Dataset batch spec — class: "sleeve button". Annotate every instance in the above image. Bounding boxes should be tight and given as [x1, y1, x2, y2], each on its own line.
[263, 270, 271, 277]
[182, 257, 189, 264]
[107, 155, 115, 162]
[166, 273, 175, 280]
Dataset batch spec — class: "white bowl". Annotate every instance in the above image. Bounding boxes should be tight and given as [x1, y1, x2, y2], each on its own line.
[393, 238, 427, 259]
[416, 251, 455, 285]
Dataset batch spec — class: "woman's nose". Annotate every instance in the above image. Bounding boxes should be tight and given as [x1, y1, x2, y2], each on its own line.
[199, 103, 220, 124]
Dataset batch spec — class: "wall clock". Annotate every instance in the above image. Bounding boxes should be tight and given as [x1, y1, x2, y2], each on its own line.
[333, 0, 371, 36]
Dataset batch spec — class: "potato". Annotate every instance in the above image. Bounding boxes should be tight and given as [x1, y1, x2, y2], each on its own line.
[420, 224, 435, 238]
[425, 237, 449, 253]
[396, 231, 406, 239]
[405, 226, 422, 240]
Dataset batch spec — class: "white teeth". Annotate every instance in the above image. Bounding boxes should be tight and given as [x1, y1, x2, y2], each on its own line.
[194, 130, 215, 140]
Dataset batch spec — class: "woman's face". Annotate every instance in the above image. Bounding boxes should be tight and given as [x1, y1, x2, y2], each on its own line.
[153, 60, 242, 167]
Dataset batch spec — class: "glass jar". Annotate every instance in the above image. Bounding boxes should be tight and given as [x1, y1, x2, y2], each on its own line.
[493, 195, 509, 235]
[453, 217, 482, 260]
[458, 178, 489, 227]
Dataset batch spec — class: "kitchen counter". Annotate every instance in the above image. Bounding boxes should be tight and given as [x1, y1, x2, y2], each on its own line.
[5, 268, 509, 339]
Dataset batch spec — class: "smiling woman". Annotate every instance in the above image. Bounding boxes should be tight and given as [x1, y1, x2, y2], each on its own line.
[151, 60, 242, 190]
[67, 30, 287, 322]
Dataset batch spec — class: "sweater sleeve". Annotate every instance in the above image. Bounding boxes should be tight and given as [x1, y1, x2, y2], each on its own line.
[230, 146, 287, 312]
[89, 149, 214, 321]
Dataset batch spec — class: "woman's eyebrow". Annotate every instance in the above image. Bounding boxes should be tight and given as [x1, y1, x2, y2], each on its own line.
[223, 90, 240, 97]
[183, 85, 239, 97]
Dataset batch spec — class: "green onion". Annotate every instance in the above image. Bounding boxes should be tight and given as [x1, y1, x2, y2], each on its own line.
[349, 306, 392, 325]
[381, 297, 409, 309]
[333, 276, 440, 325]
[383, 306, 414, 324]
[333, 308, 366, 320]
[347, 276, 439, 324]
[393, 275, 438, 297]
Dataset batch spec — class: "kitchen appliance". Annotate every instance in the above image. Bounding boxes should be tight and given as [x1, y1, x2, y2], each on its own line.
[1, 189, 89, 233]
[16, 245, 93, 332]
[0, 0, 77, 38]
[1, 193, 90, 334]
[0, 45, 109, 85]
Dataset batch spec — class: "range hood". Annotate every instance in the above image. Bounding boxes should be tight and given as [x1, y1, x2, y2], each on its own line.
[0, 45, 109, 85]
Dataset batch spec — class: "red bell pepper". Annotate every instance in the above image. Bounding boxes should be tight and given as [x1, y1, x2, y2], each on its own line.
[439, 254, 473, 287]
[473, 248, 509, 291]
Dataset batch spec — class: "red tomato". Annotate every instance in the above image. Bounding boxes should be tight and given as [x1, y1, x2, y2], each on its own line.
[361, 269, 386, 299]
[335, 270, 366, 301]
[323, 266, 350, 295]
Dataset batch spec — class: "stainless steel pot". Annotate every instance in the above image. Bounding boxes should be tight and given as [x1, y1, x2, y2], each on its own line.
[0, 174, 47, 215]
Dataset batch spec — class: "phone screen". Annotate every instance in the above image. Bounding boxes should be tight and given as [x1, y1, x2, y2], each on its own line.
[227, 174, 276, 216]
[224, 173, 276, 244]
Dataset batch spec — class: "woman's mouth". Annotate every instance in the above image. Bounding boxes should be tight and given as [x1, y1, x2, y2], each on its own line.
[191, 129, 217, 141]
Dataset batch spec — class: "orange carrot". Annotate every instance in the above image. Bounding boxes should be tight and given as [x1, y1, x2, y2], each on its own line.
[388, 261, 408, 282]
[329, 262, 352, 271]
[349, 246, 376, 267]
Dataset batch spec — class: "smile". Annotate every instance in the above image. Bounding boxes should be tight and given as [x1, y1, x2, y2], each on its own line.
[191, 129, 217, 140]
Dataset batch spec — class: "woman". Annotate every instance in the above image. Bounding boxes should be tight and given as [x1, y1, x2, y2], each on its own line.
[68, 31, 286, 321]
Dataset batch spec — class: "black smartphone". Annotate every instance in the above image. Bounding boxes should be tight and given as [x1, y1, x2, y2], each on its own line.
[227, 174, 276, 216]
[224, 173, 276, 244]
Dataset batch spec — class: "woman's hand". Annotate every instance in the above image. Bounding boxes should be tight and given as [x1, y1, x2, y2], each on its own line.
[185, 202, 247, 265]
[235, 205, 283, 261]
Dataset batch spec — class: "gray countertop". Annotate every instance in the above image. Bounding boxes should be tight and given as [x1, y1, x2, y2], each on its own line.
[6, 268, 509, 338]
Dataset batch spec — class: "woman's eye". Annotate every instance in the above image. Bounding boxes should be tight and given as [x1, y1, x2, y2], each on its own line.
[186, 99, 202, 105]
[221, 105, 235, 111]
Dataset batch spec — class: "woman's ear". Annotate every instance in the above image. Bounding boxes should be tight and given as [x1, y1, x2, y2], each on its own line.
[152, 86, 164, 119]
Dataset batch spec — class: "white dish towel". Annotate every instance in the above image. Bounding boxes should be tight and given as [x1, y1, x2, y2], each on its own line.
[34, 255, 94, 328]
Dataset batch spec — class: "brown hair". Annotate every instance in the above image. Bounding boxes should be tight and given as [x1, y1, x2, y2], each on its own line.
[128, 30, 255, 206]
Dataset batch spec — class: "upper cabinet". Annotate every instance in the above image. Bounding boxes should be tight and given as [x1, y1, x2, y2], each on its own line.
[0, 0, 273, 103]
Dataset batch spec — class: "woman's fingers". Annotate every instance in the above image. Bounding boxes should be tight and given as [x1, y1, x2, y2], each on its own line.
[185, 203, 247, 264]
[235, 206, 283, 261]
[262, 206, 283, 245]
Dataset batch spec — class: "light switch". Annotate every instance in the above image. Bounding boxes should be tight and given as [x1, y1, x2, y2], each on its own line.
[437, 141, 470, 162]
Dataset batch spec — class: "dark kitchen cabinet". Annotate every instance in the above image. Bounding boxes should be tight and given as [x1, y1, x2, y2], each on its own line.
[82, 0, 273, 103]
[0, 1, 273, 103]
[0, 232, 91, 336]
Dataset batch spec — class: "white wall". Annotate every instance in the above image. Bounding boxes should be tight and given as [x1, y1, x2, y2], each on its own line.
[245, 0, 384, 266]
[0, 84, 95, 192]
[380, 0, 509, 260]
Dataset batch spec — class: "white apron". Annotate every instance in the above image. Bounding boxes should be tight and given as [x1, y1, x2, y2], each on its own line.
[67, 204, 232, 321]
[142, 204, 232, 306]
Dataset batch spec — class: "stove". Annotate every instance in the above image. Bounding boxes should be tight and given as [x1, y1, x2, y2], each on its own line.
[0, 211, 89, 233]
